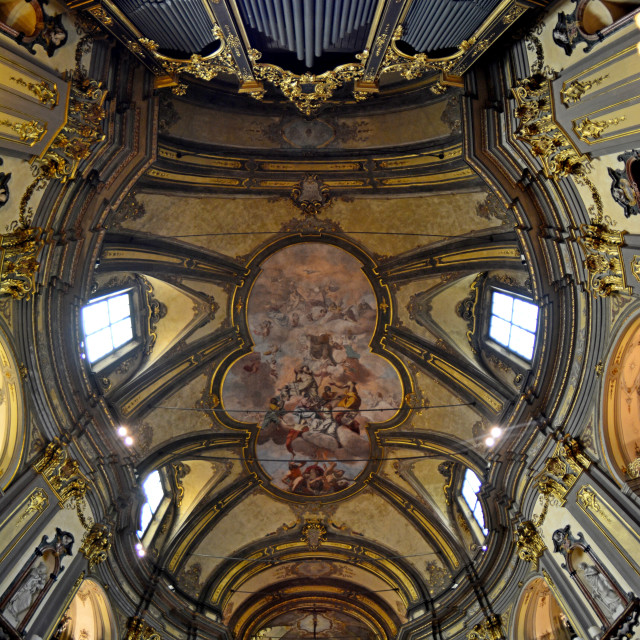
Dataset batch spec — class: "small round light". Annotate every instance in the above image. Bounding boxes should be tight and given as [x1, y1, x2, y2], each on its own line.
[485, 436, 495, 447]
[135, 542, 143, 550]
[481, 545, 487, 551]
[635, 12, 640, 28]
[117, 426, 128, 437]
[124, 436, 134, 446]
[137, 548, 146, 557]
[490, 426, 502, 438]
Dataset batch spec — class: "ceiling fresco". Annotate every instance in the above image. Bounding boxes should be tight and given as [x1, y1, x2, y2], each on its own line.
[221, 242, 404, 499]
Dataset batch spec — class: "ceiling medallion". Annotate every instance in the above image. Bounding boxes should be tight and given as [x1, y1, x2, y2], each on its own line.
[214, 240, 411, 502]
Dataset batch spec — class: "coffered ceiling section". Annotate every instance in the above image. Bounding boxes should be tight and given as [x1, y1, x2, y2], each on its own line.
[68, 0, 547, 113]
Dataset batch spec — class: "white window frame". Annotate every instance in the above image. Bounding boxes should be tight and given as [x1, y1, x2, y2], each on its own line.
[487, 289, 539, 362]
[461, 469, 488, 537]
[81, 289, 137, 371]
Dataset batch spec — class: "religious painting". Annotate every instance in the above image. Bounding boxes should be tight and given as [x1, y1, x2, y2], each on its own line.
[222, 243, 402, 498]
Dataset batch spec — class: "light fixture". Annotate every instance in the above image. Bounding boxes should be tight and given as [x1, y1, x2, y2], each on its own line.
[117, 426, 128, 437]
[124, 436, 134, 447]
[135, 542, 146, 557]
[490, 426, 502, 438]
[485, 436, 495, 447]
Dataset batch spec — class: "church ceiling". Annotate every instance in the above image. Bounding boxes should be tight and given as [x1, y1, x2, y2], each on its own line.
[82, 131, 535, 637]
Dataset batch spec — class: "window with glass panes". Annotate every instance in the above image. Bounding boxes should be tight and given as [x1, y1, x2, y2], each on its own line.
[82, 291, 134, 363]
[138, 471, 164, 536]
[461, 469, 488, 536]
[488, 290, 538, 361]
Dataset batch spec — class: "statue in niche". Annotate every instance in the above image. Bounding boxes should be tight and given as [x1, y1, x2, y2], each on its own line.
[579, 562, 626, 622]
[2, 563, 47, 627]
[0, 528, 73, 633]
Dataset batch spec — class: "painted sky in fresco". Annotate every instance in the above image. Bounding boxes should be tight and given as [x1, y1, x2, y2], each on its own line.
[222, 243, 402, 497]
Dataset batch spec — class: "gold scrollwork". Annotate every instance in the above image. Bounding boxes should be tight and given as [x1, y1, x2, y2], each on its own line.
[512, 72, 589, 179]
[172, 462, 190, 508]
[561, 75, 607, 105]
[502, 5, 527, 24]
[467, 615, 504, 640]
[79, 523, 112, 569]
[578, 223, 630, 297]
[577, 486, 611, 523]
[290, 174, 331, 216]
[125, 617, 161, 640]
[33, 441, 90, 507]
[17, 488, 49, 523]
[250, 49, 367, 116]
[10, 76, 58, 108]
[573, 116, 626, 143]
[139, 29, 265, 100]
[379, 26, 460, 82]
[0, 227, 47, 300]
[32, 72, 106, 183]
[88, 6, 113, 26]
[301, 520, 326, 550]
[515, 520, 546, 568]
[0, 117, 46, 144]
[631, 256, 640, 284]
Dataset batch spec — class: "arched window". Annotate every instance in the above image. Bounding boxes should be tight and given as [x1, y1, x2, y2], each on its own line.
[461, 469, 488, 536]
[138, 471, 165, 537]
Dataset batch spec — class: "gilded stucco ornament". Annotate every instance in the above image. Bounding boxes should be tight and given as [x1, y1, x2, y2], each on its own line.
[79, 523, 112, 569]
[577, 487, 611, 523]
[249, 49, 368, 116]
[467, 614, 504, 640]
[578, 223, 630, 297]
[139, 31, 265, 100]
[0, 227, 47, 300]
[561, 75, 607, 105]
[515, 520, 546, 568]
[126, 617, 161, 640]
[574, 116, 626, 143]
[379, 26, 460, 81]
[512, 73, 589, 180]
[10, 76, 58, 108]
[0, 118, 46, 144]
[301, 520, 326, 550]
[18, 488, 49, 523]
[290, 175, 331, 217]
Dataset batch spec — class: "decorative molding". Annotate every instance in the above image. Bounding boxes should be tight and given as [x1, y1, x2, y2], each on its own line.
[125, 617, 161, 640]
[290, 175, 332, 217]
[512, 72, 589, 180]
[301, 520, 326, 550]
[577, 486, 611, 523]
[79, 523, 112, 569]
[467, 614, 504, 640]
[9, 76, 58, 108]
[561, 75, 607, 105]
[249, 49, 367, 116]
[579, 224, 630, 297]
[573, 116, 626, 143]
[515, 520, 546, 569]
[0, 227, 47, 300]
[17, 488, 49, 524]
[172, 462, 189, 508]
[33, 441, 90, 508]
[0, 117, 46, 144]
